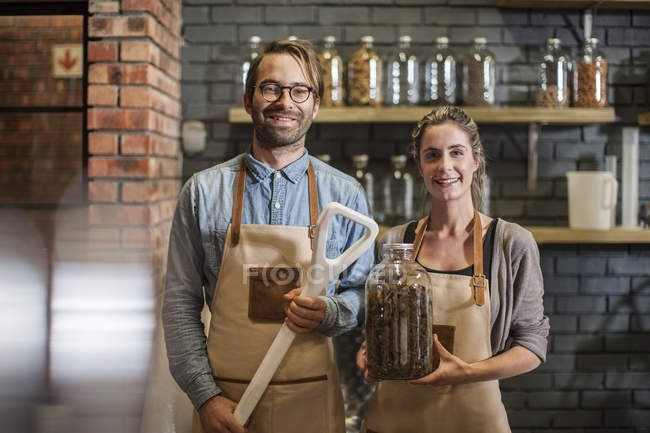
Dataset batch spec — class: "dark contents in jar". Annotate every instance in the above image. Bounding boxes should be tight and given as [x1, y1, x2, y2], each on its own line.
[366, 281, 433, 380]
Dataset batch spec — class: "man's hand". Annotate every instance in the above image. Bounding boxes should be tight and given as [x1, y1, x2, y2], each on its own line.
[283, 288, 327, 333]
[198, 395, 247, 433]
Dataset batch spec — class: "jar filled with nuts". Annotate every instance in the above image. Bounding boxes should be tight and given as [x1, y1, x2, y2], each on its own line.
[424, 36, 458, 105]
[317, 36, 345, 107]
[385, 35, 420, 106]
[536, 38, 571, 108]
[462, 37, 496, 106]
[348, 36, 383, 106]
[573, 38, 608, 108]
[365, 243, 433, 380]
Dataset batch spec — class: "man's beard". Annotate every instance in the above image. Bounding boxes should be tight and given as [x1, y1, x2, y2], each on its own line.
[252, 106, 313, 150]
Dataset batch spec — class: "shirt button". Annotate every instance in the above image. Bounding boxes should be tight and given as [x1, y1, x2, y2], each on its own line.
[275, 172, 281, 178]
[275, 202, 281, 209]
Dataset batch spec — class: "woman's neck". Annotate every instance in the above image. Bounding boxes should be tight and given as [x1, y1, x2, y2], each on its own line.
[427, 199, 476, 237]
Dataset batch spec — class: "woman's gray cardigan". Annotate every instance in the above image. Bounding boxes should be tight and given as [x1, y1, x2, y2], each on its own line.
[378, 219, 550, 362]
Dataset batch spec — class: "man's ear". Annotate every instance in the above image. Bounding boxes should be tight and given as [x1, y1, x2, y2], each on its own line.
[311, 97, 320, 120]
[243, 92, 252, 115]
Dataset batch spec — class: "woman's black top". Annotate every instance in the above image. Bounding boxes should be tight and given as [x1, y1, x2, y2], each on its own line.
[403, 218, 499, 278]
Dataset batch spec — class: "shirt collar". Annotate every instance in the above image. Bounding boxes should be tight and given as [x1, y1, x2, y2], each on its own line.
[244, 149, 310, 184]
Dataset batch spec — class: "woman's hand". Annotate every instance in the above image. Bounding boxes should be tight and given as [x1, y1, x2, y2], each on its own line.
[355, 340, 377, 383]
[410, 334, 475, 386]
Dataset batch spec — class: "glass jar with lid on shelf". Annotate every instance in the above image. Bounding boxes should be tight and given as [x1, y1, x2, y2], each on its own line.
[535, 38, 571, 108]
[348, 35, 383, 106]
[351, 154, 375, 217]
[385, 35, 420, 106]
[381, 155, 414, 226]
[424, 36, 458, 105]
[365, 242, 433, 380]
[237, 35, 262, 103]
[317, 36, 345, 108]
[462, 37, 496, 106]
[573, 37, 608, 108]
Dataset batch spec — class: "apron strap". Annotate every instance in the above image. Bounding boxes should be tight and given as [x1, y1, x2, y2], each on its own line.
[307, 162, 319, 250]
[231, 160, 247, 246]
[472, 209, 486, 306]
[412, 216, 429, 258]
[231, 159, 319, 247]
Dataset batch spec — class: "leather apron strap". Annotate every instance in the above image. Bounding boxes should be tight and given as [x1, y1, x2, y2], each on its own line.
[412, 210, 486, 306]
[230, 159, 319, 247]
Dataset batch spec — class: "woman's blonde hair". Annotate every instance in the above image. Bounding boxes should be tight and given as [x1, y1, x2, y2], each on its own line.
[244, 38, 323, 104]
[408, 106, 486, 210]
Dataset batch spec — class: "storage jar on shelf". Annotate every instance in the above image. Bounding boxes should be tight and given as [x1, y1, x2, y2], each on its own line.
[348, 36, 383, 106]
[535, 38, 571, 108]
[317, 36, 345, 107]
[424, 36, 458, 105]
[238, 35, 262, 102]
[573, 37, 608, 108]
[462, 37, 496, 106]
[385, 35, 420, 106]
[351, 154, 375, 217]
[381, 155, 414, 226]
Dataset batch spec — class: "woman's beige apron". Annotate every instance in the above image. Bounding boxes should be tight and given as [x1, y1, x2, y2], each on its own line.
[363, 213, 511, 433]
[192, 161, 345, 433]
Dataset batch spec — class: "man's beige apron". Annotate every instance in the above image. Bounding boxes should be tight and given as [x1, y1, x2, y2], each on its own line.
[363, 213, 511, 433]
[192, 161, 345, 433]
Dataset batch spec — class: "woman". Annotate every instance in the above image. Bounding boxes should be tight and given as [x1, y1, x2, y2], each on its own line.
[357, 106, 549, 433]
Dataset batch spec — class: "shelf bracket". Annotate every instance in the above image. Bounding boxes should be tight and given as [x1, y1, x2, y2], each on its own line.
[527, 122, 539, 191]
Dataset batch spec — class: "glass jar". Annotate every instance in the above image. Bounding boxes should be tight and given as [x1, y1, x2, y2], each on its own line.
[365, 243, 433, 380]
[535, 38, 571, 108]
[381, 155, 414, 226]
[348, 36, 383, 106]
[385, 35, 420, 106]
[318, 36, 345, 107]
[351, 154, 375, 217]
[238, 35, 262, 103]
[462, 37, 496, 106]
[573, 37, 608, 108]
[424, 36, 457, 105]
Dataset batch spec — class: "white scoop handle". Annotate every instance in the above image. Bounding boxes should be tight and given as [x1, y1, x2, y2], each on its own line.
[233, 202, 378, 426]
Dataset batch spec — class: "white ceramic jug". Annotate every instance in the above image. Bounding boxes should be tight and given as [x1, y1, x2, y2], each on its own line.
[566, 171, 618, 230]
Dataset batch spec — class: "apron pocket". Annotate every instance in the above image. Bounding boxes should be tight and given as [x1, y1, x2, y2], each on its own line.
[270, 378, 328, 433]
[248, 267, 301, 322]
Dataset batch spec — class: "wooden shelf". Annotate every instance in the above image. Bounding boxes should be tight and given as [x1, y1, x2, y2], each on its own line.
[378, 225, 650, 244]
[497, 0, 650, 9]
[229, 106, 616, 124]
[639, 112, 650, 126]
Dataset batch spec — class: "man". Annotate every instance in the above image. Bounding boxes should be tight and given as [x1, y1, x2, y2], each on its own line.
[163, 39, 374, 433]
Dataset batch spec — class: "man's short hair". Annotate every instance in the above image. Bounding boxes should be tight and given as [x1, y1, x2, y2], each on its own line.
[244, 38, 323, 104]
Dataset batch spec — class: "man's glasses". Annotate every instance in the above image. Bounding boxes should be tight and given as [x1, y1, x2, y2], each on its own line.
[253, 83, 314, 104]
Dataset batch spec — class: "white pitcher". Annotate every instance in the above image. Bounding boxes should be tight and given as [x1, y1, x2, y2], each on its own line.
[566, 171, 618, 230]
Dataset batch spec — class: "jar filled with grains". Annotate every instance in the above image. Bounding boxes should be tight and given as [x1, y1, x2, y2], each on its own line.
[462, 37, 496, 106]
[365, 243, 433, 380]
[347, 36, 383, 106]
[573, 38, 608, 108]
[535, 38, 571, 108]
[317, 36, 345, 107]
[424, 36, 458, 105]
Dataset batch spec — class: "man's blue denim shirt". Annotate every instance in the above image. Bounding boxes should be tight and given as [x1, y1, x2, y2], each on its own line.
[162, 150, 374, 409]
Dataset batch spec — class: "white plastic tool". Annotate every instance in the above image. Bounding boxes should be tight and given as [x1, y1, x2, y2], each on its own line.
[233, 202, 378, 426]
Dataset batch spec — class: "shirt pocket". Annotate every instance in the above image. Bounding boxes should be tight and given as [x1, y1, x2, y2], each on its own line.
[203, 229, 227, 273]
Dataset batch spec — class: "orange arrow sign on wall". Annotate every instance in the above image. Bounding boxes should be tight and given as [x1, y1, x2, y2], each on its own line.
[52, 44, 83, 78]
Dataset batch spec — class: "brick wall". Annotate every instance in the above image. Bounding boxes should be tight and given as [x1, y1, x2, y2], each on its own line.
[0, 15, 84, 204]
[179, 1, 650, 431]
[88, 0, 182, 291]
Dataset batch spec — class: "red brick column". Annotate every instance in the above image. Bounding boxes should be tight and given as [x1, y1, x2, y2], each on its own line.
[87, 0, 182, 291]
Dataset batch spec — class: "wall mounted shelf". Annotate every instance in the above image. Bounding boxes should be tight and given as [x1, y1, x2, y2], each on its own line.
[497, 0, 650, 9]
[228, 106, 615, 124]
[377, 225, 650, 244]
